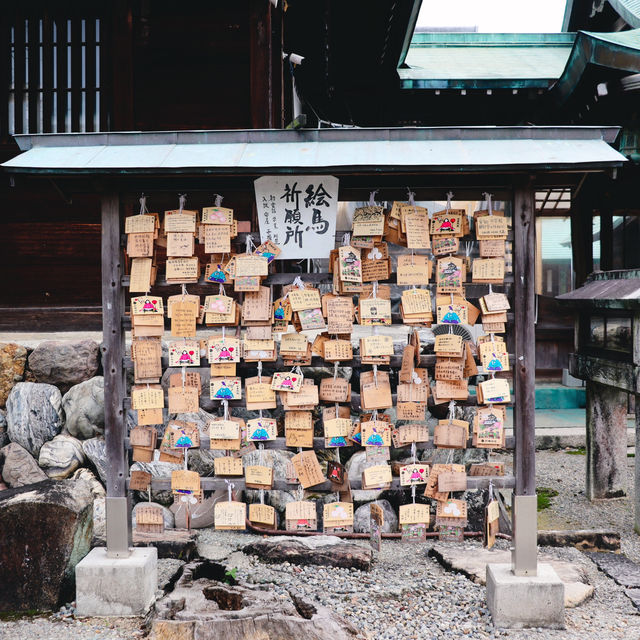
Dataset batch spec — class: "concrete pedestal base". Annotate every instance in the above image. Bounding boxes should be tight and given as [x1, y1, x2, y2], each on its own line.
[487, 563, 565, 629]
[75, 547, 157, 616]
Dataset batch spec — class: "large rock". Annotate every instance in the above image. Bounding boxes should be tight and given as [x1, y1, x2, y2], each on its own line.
[0, 409, 8, 448]
[39, 434, 86, 479]
[6, 382, 64, 456]
[131, 461, 182, 505]
[188, 449, 226, 476]
[0, 476, 94, 611]
[0, 343, 27, 407]
[62, 377, 105, 439]
[353, 499, 398, 533]
[1, 442, 48, 487]
[133, 500, 175, 529]
[82, 437, 107, 485]
[28, 339, 100, 393]
[92, 496, 106, 538]
[243, 536, 373, 571]
[345, 450, 383, 502]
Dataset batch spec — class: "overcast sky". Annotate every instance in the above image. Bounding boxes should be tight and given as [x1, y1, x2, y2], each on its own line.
[417, 0, 567, 32]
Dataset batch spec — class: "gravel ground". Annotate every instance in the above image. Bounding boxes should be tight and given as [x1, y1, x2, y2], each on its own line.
[1, 449, 638, 639]
[195, 529, 640, 640]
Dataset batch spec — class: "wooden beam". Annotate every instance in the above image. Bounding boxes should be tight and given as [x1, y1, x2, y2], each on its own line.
[600, 209, 613, 271]
[513, 179, 536, 497]
[571, 192, 593, 287]
[110, 0, 134, 130]
[249, 0, 273, 129]
[101, 193, 127, 498]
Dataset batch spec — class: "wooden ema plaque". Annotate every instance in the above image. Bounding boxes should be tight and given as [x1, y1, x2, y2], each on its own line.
[286, 501, 318, 532]
[136, 504, 164, 534]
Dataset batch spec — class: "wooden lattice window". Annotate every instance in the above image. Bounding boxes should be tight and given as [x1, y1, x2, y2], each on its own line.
[4, 7, 107, 138]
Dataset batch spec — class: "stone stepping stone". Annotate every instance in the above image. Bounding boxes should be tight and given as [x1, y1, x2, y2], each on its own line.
[585, 551, 640, 588]
[430, 544, 594, 608]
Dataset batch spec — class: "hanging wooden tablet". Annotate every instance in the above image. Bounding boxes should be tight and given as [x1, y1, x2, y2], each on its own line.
[324, 339, 353, 362]
[245, 377, 277, 410]
[132, 338, 163, 383]
[210, 377, 242, 400]
[424, 464, 465, 501]
[402, 206, 431, 249]
[292, 450, 325, 489]
[319, 377, 351, 403]
[400, 503, 430, 542]
[430, 210, 464, 237]
[360, 298, 392, 326]
[396, 254, 430, 285]
[245, 466, 274, 490]
[472, 258, 505, 284]
[130, 470, 152, 491]
[286, 501, 318, 532]
[360, 370, 393, 410]
[436, 257, 464, 294]
[168, 341, 200, 367]
[469, 462, 505, 477]
[352, 205, 385, 237]
[484, 499, 500, 549]
[434, 334, 464, 358]
[248, 503, 276, 528]
[247, 417, 277, 441]
[434, 419, 469, 449]
[432, 236, 459, 256]
[392, 423, 430, 447]
[136, 505, 164, 534]
[214, 501, 246, 530]
[323, 502, 354, 533]
[477, 378, 511, 404]
[436, 499, 468, 527]
[400, 463, 429, 486]
[214, 456, 244, 477]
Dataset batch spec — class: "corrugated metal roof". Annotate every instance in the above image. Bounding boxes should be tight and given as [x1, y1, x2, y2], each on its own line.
[557, 271, 640, 308]
[1, 127, 626, 175]
[401, 33, 575, 89]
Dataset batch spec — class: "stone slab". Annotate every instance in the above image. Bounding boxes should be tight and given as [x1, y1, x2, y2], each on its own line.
[430, 545, 592, 607]
[75, 546, 157, 616]
[242, 535, 373, 571]
[586, 551, 640, 588]
[625, 588, 640, 611]
[487, 562, 565, 629]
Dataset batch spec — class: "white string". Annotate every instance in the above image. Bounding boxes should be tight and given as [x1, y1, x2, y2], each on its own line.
[446, 191, 454, 213]
[246, 234, 255, 254]
[411, 484, 416, 504]
[218, 283, 226, 296]
[257, 360, 263, 383]
[139, 194, 148, 215]
[373, 364, 379, 388]
[483, 192, 493, 216]
[259, 442, 264, 466]
[407, 189, 416, 206]
[292, 276, 305, 289]
[259, 488, 265, 505]
[368, 190, 378, 206]
[178, 194, 186, 213]
[342, 232, 351, 247]
[448, 399, 455, 424]
[334, 362, 339, 380]
[335, 402, 339, 419]
[225, 479, 234, 502]
[488, 283, 494, 295]
[222, 399, 229, 421]
[222, 325, 226, 340]
[214, 194, 223, 207]
[411, 442, 417, 464]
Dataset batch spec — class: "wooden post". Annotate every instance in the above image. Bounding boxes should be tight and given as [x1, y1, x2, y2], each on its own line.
[249, 0, 273, 129]
[512, 179, 538, 575]
[600, 209, 613, 271]
[101, 192, 131, 557]
[570, 192, 593, 287]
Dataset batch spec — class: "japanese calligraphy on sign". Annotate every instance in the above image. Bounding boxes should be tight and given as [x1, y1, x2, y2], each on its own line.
[254, 175, 338, 260]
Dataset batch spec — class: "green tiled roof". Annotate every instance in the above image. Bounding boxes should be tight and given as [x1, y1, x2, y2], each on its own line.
[400, 33, 576, 89]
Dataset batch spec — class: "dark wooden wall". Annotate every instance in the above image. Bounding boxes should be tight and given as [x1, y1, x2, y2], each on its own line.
[0, 0, 284, 330]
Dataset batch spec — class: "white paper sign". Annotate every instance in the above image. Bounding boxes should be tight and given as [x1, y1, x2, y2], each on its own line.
[254, 175, 339, 260]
